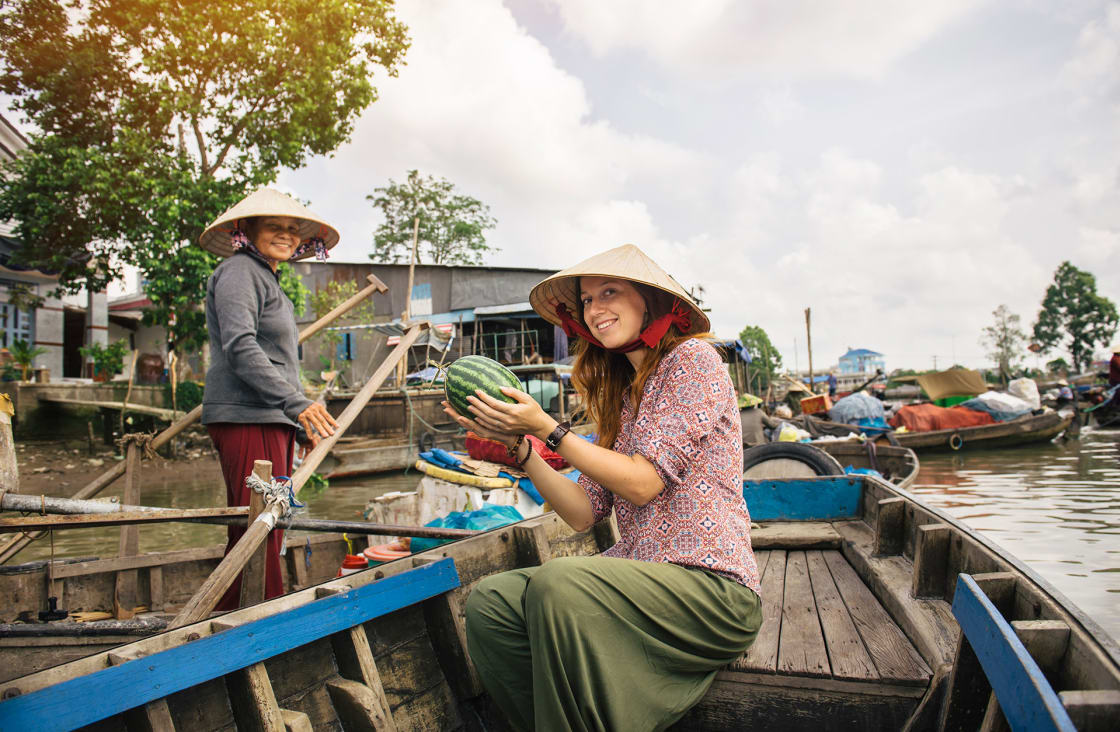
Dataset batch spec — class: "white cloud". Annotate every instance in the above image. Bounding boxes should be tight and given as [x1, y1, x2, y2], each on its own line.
[1064, 2, 1120, 101]
[545, 0, 987, 78]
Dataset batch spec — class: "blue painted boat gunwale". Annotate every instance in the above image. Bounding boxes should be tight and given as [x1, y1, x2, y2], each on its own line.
[951, 573, 1077, 732]
[742, 476, 864, 521]
[0, 557, 461, 732]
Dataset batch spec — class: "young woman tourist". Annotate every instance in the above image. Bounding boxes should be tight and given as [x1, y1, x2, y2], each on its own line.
[199, 188, 339, 609]
[444, 244, 762, 730]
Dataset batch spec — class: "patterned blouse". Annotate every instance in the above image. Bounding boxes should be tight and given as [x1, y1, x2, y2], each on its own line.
[579, 338, 762, 595]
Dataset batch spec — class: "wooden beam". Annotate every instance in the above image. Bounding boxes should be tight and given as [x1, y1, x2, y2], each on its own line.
[873, 497, 906, 556]
[113, 442, 142, 620]
[513, 523, 552, 567]
[330, 625, 397, 731]
[226, 662, 285, 731]
[326, 678, 385, 732]
[911, 524, 950, 599]
[281, 708, 314, 732]
[1011, 619, 1070, 677]
[108, 648, 176, 732]
[1058, 690, 1120, 732]
[240, 460, 273, 607]
[424, 585, 483, 699]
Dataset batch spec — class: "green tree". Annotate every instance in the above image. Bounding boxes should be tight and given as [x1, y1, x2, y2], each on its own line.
[368, 170, 497, 265]
[980, 304, 1027, 384]
[737, 324, 783, 389]
[0, 0, 409, 353]
[1032, 262, 1118, 372]
[309, 280, 376, 371]
[8, 338, 46, 380]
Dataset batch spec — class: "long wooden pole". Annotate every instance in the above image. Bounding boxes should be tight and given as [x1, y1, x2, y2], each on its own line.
[239, 460, 273, 606]
[399, 217, 420, 387]
[0, 493, 476, 538]
[0, 275, 388, 564]
[805, 307, 814, 395]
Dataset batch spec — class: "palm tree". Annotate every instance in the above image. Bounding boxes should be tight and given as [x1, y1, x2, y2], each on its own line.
[9, 339, 47, 381]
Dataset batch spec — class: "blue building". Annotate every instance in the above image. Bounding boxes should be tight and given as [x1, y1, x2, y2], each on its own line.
[838, 348, 885, 375]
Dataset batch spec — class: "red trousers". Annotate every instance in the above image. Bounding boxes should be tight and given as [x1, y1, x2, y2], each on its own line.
[207, 422, 295, 611]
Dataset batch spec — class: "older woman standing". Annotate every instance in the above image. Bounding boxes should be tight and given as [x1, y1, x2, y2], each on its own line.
[199, 188, 339, 609]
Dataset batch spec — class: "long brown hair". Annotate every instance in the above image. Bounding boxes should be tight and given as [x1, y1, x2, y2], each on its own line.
[570, 281, 710, 449]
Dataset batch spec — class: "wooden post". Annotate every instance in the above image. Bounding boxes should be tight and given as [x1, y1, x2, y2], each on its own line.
[873, 497, 906, 556]
[912, 523, 951, 598]
[457, 313, 463, 358]
[398, 218, 419, 389]
[240, 460, 273, 607]
[120, 349, 137, 434]
[0, 273, 386, 565]
[0, 394, 17, 492]
[805, 307, 814, 394]
[113, 441, 142, 619]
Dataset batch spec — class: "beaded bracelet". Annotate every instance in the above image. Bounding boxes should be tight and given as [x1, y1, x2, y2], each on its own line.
[506, 434, 525, 457]
[516, 439, 533, 469]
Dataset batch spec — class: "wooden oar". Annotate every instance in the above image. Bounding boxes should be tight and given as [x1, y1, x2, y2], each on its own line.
[0, 274, 388, 565]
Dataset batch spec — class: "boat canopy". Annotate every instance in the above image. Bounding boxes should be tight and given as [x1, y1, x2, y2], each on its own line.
[916, 368, 988, 401]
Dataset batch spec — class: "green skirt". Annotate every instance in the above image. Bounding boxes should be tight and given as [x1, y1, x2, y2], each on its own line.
[464, 556, 762, 731]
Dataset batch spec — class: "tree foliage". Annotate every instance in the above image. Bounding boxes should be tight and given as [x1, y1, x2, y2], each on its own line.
[308, 280, 376, 370]
[980, 304, 1027, 383]
[1031, 262, 1118, 372]
[737, 324, 783, 388]
[0, 0, 409, 352]
[368, 170, 497, 265]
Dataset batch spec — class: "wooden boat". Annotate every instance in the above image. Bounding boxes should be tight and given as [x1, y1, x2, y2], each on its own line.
[320, 432, 463, 478]
[814, 441, 920, 489]
[803, 410, 1075, 453]
[889, 410, 1075, 452]
[3, 474, 1118, 730]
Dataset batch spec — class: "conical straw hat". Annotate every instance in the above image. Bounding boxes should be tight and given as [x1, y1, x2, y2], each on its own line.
[198, 188, 340, 259]
[529, 244, 710, 334]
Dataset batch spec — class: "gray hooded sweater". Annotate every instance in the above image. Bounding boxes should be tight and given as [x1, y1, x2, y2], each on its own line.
[202, 252, 312, 427]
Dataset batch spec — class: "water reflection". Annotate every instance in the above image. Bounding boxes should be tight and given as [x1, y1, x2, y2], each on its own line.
[910, 427, 1120, 643]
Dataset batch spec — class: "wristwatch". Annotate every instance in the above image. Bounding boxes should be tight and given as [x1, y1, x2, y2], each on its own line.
[545, 420, 571, 450]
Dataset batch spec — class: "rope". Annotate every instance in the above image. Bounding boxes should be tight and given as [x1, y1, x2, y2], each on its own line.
[116, 432, 159, 461]
[399, 385, 465, 477]
[245, 473, 302, 523]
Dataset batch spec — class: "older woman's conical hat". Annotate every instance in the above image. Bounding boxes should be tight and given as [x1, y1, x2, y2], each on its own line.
[530, 244, 710, 337]
[198, 188, 340, 261]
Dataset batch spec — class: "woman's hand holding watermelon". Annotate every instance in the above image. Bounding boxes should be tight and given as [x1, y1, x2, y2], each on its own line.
[441, 387, 554, 448]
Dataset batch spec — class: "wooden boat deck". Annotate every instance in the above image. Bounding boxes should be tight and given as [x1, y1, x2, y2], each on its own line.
[732, 549, 930, 685]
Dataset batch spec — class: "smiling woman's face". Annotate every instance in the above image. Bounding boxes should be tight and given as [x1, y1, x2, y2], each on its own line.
[251, 216, 302, 270]
[579, 277, 648, 348]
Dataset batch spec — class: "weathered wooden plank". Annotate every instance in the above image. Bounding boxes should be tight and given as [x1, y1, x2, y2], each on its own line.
[733, 550, 786, 673]
[1011, 619, 1070, 679]
[113, 443, 142, 620]
[263, 637, 340, 730]
[822, 550, 931, 685]
[672, 670, 922, 732]
[873, 497, 906, 556]
[327, 678, 384, 732]
[330, 624, 396, 731]
[833, 519, 959, 670]
[912, 524, 951, 599]
[943, 574, 1076, 732]
[226, 662, 285, 731]
[805, 550, 877, 681]
[513, 523, 552, 566]
[1059, 690, 1120, 732]
[754, 549, 772, 581]
[107, 650, 177, 732]
[0, 559, 459, 732]
[281, 708, 313, 732]
[148, 566, 164, 613]
[777, 551, 829, 678]
[423, 584, 483, 700]
[749, 522, 842, 550]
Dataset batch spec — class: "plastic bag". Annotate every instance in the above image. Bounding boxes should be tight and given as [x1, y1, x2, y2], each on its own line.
[1008, 378, 1041, 410]
[410, 504, 524, 553]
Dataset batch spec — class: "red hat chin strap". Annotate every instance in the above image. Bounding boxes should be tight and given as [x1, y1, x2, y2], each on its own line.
[555, 300, 692, 354]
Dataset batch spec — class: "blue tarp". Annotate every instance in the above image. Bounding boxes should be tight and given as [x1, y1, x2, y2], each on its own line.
[829, 392, 885, 425]
[958, 398, 1030, 423]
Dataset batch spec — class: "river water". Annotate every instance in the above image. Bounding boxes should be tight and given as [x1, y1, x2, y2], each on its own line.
[13, 427, 1120, 642]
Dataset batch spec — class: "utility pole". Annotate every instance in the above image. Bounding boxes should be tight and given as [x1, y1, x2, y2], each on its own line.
[805, 308, 814, 394]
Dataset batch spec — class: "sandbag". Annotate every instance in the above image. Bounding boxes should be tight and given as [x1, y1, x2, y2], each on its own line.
[1008, 378, 1041, 410]
[888, 403, 995, 432]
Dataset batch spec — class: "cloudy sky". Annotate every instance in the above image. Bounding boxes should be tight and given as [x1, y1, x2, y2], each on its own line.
[10, 1, 1116, 371]
[279, 0, 1118, 372]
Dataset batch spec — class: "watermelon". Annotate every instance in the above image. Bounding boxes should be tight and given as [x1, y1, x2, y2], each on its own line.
[444, 355, 522, 418]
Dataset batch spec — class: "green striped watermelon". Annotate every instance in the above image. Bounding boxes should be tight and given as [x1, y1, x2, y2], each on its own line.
[444, 355, 522, 418]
